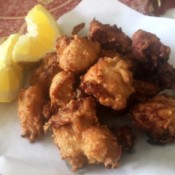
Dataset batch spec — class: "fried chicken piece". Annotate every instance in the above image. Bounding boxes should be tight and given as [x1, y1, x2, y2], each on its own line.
[49, 71, 75, 107]
[42, 101, 57, 119]
[46, 98, 98, 137]
[89, 19, 132, 54]
[81, 56, 134, 110]
[112, 125, 135, 152]
[29, 52, 61, 91]
[56, 35, 100, 73]
[129, 80, 161, 104]
[71, 22, 85, 35]
[45, 97, 122, 171]
[99, 49, 125, 58]
[131, 30, 174, 89]
[45, 98, 98, 170]
[131, 94, 175, 144]
[152, 62, 175, 89]
[132, 29, 170, 74]
[82, 126, 122, 168]
[18, 85, 46, 142]
[52, 126, 87, 170]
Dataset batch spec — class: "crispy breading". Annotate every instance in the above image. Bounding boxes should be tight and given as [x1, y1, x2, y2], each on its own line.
[82, 126, 122, 168]
[45, 97, 122, 171]
[131, 94, 175, 144]
[52, 126, 87, 171]
[18, 85, 46, 142]
[29, 52, 60, 91]
[112, 125, 135, 152]
[56, 35, 100, 73]
[16, 19, 175, 172]
[71, 22, 85, 35]
[152, 62, 175, 89]
[49, 71, 75, 107]
[42, 101, 57, 119]
[81, 56, 134, 110]
[45, 97, 98, 170]
[132, 29, 170, 74]
[89, 19, 132, 54]
[46, 98, 98, 135]
[130, 80, 161, 104]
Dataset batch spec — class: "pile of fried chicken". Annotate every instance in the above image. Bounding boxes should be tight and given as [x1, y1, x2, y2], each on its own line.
[18, 19, 175, 171]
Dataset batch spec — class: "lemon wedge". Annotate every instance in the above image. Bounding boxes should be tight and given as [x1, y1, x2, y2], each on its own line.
[13, 4, 61, 63]
[0, 64, 24, 102]
[0, 4, 61, 102]
[0, 34, 24, 103]
[0, 34, 19, 65]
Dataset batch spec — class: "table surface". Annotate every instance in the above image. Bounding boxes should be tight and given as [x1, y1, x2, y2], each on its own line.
[0, 0, 81, 38]
[1, 0, 175, 38]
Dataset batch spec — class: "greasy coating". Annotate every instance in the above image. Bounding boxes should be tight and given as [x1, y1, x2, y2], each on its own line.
[82, 126, 122, 168]
[29, 52, 60, 91]
[72, 22, 85, 35]
[52, 127, 87, 171]
[56, 35, 100, 73]
[46, 98, 98, 134]
[132, 29, 170, 73]
[112, 125, 135, 152]
[89, 19, 132, 54]
[42, 101, 57, 119]
[131, 94, 175, 144]
[45, 97, 121, 171]
[18, 85, 46, 142]
[45, 97, 98, 171]
[49, 71, 75, 107]
[81, 56, 134, 110]
[99, 49, 121, 58]
[130, 80, 161, 104]
[152, 62, 175, 89]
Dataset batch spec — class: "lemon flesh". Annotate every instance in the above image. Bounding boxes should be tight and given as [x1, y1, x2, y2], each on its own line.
[0, 4, 61, 102]
[13, 4, 61, 63]
[0, 34, 24, 103]
[0, 64, 24, 102]
[0, 34, 19, 65]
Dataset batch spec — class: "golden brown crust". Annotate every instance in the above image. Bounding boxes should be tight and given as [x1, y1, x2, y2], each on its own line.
[45, 98, 98, 171]
[129, 80, 161, 104]
[49, 71, 75, 107]
[52, 127, 87, 171]
[82, 126, 122, 168]
[45, 97, 122, 171]
[131, 94, 175, 143]
[132, 29, 170, 73]
[81, 56, 134, 110]
[89, 19, 132, 54]
[152, 62, 175, 89]
[56, 35, 100, 73]
[29, 52, 60, 91]
[71, 22, 85, 35]
[112, 125, 135, 152]
[46, 97, 98, 133]
[42, 101, 57, 120]
[18, 85, 46, 142]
